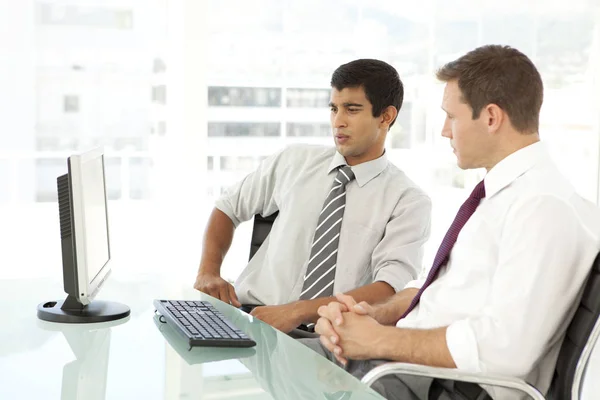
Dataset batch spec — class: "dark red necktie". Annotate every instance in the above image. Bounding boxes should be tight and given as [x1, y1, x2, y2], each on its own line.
[400, 180, 486, 319]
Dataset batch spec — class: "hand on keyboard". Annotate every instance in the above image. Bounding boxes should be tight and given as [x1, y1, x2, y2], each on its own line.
[193, 273, 241, 307]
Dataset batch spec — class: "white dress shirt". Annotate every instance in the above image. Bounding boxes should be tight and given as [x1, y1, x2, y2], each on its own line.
[216, 144, 432, 306]
[397, 142, 600, 399]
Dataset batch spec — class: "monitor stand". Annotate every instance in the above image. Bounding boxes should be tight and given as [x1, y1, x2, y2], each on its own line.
[37, 295, 130, 324]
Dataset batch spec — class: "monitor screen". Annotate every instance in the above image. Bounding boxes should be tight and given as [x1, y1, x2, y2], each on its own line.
[68, 149, 112, 303]
[77, 155, 110, 284]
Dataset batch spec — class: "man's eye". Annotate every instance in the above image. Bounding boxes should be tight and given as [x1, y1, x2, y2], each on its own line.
[330, 108, 337, 113]
[348, 108, 359, 113]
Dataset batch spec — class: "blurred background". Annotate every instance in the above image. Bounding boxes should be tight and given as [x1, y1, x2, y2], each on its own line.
[2, 0, 600, 284]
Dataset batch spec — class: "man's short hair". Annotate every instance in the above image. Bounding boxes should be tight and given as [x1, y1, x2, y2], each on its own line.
[331, 59, 404, 127]
[437, 45, 544, 134]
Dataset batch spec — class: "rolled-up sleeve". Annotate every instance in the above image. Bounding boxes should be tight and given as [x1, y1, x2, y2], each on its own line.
[445, 195, 589, 377]
[403, 277, 426, 290]
[215, 149, 283, 228]
[446, 319, 481, 372]
[371, 191, 432, 292]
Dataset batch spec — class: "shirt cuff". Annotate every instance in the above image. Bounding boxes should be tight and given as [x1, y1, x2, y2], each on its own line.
[374, 264, 415, 293]
[402, 278, 425, 290]
[215, 199, 242, 228]
[446, 319, 481, 373]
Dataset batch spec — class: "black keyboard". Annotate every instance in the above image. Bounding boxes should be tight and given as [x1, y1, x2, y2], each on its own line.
[154, 299, 256, 348]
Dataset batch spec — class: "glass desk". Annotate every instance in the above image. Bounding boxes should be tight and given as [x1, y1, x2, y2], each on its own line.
[0, 275, 384, 400]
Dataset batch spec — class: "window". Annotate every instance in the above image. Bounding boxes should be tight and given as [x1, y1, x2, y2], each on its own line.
[63, 95, 80, 113]
[219, 156, 259, 172]
[35, 158, 65, 202]
[152, 85, 166, 105]
[103, 157, 122, 200]
[35, 137, 60, 151]
[286, 88, 330, 108]
[287, 123, 330, 137]
[38, 4, 133, 30]
[35, 136, 79, 151]
[112, 137, 146, 151]
[208, 87, 281, 107]
[220, 156, 233, 171]
[153, 121, 166, 136]
[153, 58, 166, 73]
[129, 157, 153, 200]
[208, 122, 280, 137]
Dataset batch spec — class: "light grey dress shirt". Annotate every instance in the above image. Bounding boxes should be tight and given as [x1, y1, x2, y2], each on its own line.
[215, 144, 432, 306]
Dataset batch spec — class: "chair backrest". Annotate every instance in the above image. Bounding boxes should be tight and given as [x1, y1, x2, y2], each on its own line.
[551, 251, 600, 399]
[248, 211, 279, 261]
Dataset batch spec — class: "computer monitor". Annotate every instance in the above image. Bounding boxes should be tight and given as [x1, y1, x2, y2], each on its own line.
[37, 148, 130, 323]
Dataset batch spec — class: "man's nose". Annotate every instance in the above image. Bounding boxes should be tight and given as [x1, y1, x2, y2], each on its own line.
[441, 119, 452, 138]
[333, 113, 347, 128]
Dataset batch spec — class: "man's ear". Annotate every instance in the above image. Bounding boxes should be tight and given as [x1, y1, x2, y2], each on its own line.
[485, 103, 504, 134]
[380, 105, 398, 129]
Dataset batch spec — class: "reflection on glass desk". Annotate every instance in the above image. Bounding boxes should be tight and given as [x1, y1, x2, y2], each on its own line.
[1, 277, 384, 400]
[153, 314, 257, 363]
[36, 317, 130, 400]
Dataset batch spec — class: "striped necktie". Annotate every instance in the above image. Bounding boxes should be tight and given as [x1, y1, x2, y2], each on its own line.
[300, 166, 355, 300]
[400, 180, 486, 319]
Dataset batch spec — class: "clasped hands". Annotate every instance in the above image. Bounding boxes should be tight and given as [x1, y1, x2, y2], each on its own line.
[315, 293, 384, 366]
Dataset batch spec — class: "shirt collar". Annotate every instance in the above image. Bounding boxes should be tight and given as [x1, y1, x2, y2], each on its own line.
[484, 141, 548, 199]
[327, 150, 389, 188]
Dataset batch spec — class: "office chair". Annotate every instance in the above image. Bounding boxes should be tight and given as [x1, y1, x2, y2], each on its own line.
[361, 251, 600, 400]
[249, 211, 279, 261]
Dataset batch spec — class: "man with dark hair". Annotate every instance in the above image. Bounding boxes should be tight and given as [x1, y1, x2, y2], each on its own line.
[305, 45, 600, 399]
[194, 59, 431, 334]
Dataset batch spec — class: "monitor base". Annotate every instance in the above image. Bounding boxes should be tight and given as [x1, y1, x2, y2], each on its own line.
[37, 298, 130, 324]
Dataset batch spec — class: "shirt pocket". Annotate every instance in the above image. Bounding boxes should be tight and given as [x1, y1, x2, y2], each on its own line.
[336, 219, 381, 289]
